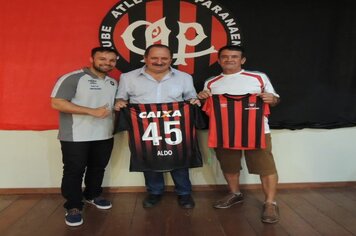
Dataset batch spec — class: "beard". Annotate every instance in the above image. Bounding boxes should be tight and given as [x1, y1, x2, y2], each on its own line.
[92, 63, 113, 74]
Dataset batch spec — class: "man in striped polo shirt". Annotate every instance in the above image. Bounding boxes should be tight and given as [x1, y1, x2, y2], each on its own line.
[51, 47, 118, 226]
[197, 45, 281, 224]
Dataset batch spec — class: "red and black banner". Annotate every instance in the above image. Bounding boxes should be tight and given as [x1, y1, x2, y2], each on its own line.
[99, 0, 239, 90]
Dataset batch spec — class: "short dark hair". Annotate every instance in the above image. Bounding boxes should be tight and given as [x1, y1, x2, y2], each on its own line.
[91, 47, 118, 57]
[218, 45, 245, 58]
[144, 44, 173, 58]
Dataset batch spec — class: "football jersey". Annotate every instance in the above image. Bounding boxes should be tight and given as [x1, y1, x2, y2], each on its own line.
[116, 102, 203, 172]
[202, 94, 270, 150]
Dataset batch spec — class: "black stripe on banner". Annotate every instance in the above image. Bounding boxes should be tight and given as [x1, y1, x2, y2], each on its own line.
[241, 97, 249, 148]
[128, 3, 146, 66]
[227, 97, 235, 148]
[255, 98, 264, 148]
[212, 96, 223, 147]
[193, 5, 213, 89]
[163, 0, 180, 65]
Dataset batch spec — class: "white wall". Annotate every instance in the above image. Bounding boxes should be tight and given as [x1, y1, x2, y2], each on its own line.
[1, 127, 356, 188]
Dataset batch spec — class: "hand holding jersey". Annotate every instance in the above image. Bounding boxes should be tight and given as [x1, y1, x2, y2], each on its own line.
[114, 99, 128, 111]
[259, 92, 280, 106]
[197, 90, 212, 100]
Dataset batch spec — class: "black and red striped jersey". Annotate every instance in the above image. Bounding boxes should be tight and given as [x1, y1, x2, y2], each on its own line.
[202, 94, 270, 150]
[116, 102, 203, 171]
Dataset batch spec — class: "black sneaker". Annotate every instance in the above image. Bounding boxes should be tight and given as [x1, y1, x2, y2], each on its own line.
[142, 194, 162, 208]
[177, 194, 195, 209]
[86, 197, 112, 210]
[65, 208, 83, 227]
[213, 193, 244, 209]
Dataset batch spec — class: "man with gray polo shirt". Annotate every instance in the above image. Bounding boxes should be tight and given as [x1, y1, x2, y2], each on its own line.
[51, 47, 118, 227]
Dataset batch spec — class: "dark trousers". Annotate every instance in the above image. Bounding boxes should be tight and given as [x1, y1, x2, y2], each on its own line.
[144, 168, 192, 196]
[60, 138, 113, 210]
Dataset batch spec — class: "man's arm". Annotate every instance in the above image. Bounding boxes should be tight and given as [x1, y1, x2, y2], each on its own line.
[51, 98, 110, 118]
[197, 90, 212, 100]
[258, 93, 280, 107]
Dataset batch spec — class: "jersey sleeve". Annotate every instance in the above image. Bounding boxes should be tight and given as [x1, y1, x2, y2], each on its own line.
[202, 76, 215, 91]
[182, 74, 198, 100]
[261, 73, 279, 97]
[192, 104, 209, 129]
[51, 73, 81, 100]
[202, 96, 212, 116]
[116, 73, 129, 100]
[113, 108, 130, 133]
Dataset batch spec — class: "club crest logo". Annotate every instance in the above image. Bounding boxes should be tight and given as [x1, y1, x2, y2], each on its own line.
[99, 0, 243, 90]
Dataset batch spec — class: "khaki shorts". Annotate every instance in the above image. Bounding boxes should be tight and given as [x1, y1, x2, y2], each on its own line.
[214, 134, 277, 176]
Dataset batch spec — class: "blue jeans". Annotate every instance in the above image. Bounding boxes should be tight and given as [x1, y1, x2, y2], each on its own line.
[144, 168, 192, 195]
[60, 138, 113, 210]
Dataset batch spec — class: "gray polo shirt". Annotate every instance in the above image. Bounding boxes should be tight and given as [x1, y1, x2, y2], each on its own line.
[116, 66, 197, 103]
[51, 68, 118, 141]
